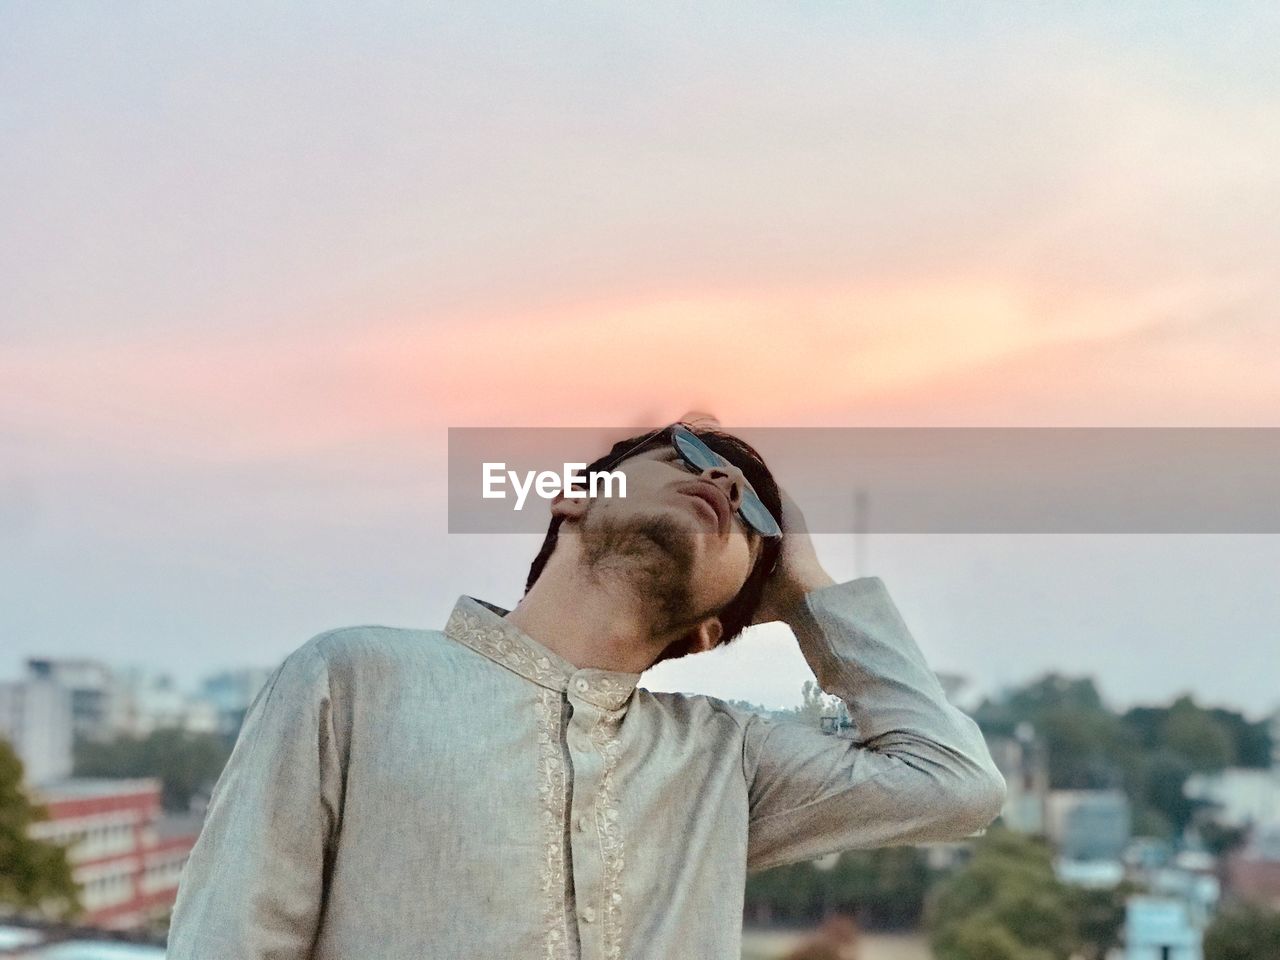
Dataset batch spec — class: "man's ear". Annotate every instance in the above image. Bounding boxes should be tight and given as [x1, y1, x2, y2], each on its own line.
[549, 489, 590, 522]
[685, 616, 724, 655]
[652, 616, 724, 667]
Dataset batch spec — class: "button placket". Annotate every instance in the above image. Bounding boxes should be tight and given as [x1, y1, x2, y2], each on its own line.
[442, 597, 639, 960]
[566, 689, 610, 959]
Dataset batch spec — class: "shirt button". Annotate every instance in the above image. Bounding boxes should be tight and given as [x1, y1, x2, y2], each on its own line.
[574, 678, 589, 693]
[581, 907, 596, 924]
[576, 815, 589, 832]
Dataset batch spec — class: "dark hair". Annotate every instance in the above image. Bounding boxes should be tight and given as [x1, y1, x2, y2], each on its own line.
[522, 423, 784, 666]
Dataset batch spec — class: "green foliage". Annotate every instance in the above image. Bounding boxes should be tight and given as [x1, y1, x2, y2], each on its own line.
[1207, 708, 1274, 768]
[74, 728, 232, 813]
[0, 740, 80, 919]
[1065, 884, 1134, 960]
[940, 918, 1056, 960]
[928, 828, 1126, 960]
[1137, 749, 1196, 834]
[790, 680, 843, 729]
[745, 860, 824, 924]
[745, 847, 931, 930]
[1161, 697, 1237, 772]
[975, 674, 1133, 790]
[974, 674, 1272, 840]
[1198, 820, 1249, 858]
[824, 847, 931, 928]
[1204, 904, 1280, 960]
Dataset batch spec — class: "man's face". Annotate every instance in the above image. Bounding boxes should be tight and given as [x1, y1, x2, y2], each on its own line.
[556, 438, 765, 629]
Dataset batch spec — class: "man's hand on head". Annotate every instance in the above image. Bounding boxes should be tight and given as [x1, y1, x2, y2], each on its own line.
[750, 486, 835, 627]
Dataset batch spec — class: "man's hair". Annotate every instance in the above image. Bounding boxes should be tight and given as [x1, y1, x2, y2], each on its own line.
[522, 423, 784, 667]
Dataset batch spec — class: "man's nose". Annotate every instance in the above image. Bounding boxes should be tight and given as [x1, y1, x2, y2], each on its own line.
[701, 465, 744, 510]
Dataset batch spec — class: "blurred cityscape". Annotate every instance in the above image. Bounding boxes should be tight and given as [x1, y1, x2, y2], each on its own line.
[2, 660, 1279, 958]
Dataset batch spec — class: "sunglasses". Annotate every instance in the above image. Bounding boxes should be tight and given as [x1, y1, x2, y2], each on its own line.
[608, 423, 783, 540]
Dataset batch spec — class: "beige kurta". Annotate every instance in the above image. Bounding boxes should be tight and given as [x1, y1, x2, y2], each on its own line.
[167, 577, 1005, 959]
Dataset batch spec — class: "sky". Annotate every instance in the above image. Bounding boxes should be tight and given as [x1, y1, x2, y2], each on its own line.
[2, 4, 1278, 716]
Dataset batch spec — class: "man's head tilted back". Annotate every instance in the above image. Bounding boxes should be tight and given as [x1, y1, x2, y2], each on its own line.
[522, 417, 784, 669]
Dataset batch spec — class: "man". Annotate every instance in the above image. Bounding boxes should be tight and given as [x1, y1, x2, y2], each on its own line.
[167, 417, 1005, 960]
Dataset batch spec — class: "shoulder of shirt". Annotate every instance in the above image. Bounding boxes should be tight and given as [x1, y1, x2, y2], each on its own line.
[633, 687, 774, 734]
[287, 623, 455, 673]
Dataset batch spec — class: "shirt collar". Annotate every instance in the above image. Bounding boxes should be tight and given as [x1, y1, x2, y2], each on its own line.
[443, 596, 642, 711]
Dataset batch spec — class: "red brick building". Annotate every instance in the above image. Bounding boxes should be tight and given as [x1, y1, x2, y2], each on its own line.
[29, 778, 198, 930]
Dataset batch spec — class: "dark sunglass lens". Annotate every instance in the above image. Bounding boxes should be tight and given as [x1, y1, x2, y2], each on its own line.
[673, 429, 718, 470]
[675, 429, 780, 538]
[741, 494, 781, 538]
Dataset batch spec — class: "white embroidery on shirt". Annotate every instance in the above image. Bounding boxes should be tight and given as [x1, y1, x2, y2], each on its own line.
[580, 674, 634, 711]
[535, 686, 571, 960]
[444, 601, 638, 711]
[445, 606, 566, 688]
[589, 710, 626, 960]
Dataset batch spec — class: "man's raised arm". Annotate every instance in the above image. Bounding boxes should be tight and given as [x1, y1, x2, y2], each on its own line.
[742, 490, 1005, 873]
[168, 636, 344, 959]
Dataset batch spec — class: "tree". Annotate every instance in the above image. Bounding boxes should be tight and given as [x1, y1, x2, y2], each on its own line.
[941, 918, 1055, 960]
[1199, 821, 1249, 858]
[975, 673, 1271, 842]
[928, 828, 1125, 960]
[744, 847, 931, 930]
[0, 740, 80, 919]
[744, 860, 824, 925]
[975, 674, 1137, 790]
[1207, 707, 1273, 768]
[792, 680, 843, 729]
[1120, 696, 1241, 837]
[1137, 749, 1196, 835]
[1065, 883, 1132, 960]
[1162, 696, 1236, 772]
[74, 728, 232, 813]
[1126, 701, 1270, 771]
[1204, 904, 1280, 960]
[825, 847, 931, 929]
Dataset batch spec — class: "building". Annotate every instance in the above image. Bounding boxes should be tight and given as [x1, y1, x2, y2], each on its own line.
[1123, 896, 1203, 960]
[112, 668, 218, 737]
[987, 723, 1049, 835]
[0, 676, 73, 784]
[1185, 767, 1280, 831]
[1056, 859, 1125, 889]
[1226, 824, 1280, 909]
[1228, 855, 1280, 910]
[27, 778, 198, 930]
[25, 658, 118, 742]
[1047, 789, 1132, 861]
[200, 666, 273, 737]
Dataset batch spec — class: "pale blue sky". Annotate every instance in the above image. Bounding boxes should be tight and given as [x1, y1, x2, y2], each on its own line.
[2, 3, 1278, 715]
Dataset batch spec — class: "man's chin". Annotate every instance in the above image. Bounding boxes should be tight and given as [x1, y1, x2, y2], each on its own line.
[582, 512, 700, 621]
[636, 513, 699, 560]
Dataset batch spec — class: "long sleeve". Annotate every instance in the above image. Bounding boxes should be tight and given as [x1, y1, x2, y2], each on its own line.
[167, 636, 345, 959]
[744, 577, 1006, 873]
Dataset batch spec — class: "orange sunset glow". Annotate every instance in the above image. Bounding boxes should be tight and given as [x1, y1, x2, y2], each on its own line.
[3, 4, 1279, 716]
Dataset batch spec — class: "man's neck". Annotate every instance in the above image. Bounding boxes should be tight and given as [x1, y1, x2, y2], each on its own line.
[504, 550, 679, 676]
